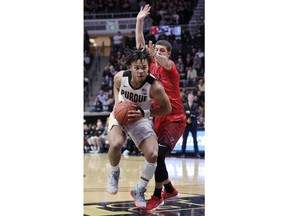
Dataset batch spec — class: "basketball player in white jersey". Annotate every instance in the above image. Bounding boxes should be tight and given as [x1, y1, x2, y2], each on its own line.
[107, 47, 172, 209]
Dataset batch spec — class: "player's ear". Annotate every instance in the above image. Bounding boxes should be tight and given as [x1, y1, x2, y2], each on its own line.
[167, 51, 171, 57]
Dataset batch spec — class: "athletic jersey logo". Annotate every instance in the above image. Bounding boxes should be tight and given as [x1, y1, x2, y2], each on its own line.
[142, 88, 147, 95]
[119, 70, 154, 110]
[120, 89, 148, 103]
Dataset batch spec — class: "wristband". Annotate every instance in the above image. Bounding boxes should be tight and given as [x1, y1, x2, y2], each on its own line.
[137, 106, 150, 118]
[143, 109, 150, 118]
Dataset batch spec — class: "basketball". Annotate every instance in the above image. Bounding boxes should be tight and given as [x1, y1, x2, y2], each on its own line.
[114, 101, 136, 126]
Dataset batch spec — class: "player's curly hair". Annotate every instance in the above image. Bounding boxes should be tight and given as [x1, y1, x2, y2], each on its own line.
[124, 47, 152, 66]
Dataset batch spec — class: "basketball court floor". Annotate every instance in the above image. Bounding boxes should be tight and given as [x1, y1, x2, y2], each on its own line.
[84, 153, 205, 215]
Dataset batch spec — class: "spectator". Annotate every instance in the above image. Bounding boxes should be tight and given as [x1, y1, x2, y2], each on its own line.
[196, 48, 205, 59]
[198, 78, 205, 95]
[98, 118, 110, 153]
[176, 56, 186, 87]
[171, 47, 184, 63]
[183, 53, 193, 69]
[181, 28, 192, 53]
[181, 92, 201, 158]
[112, 31, 123, 53]
[84, 123, 93, 153]
[180, 88, 188, 103]
[193, 27, 205, 49]
[167, 30, 176, 49]
[90, 97, 103, 112]
[186, 66, 197, 87]
[125, 31, 136, 49]
[171, 11, 179, 25]
[198, 116, 205, 130]
[157, 31, 168, 41]
[85, 123, 96, 152]
[193, 53, 204, 76]
[101, 75, 112, 92]
[90, 119, 105, 153]
[102, 62, 115, 79]
[97, 90, 105, 103]
[194, 91, 205, 117]
[102, 93, 114, 112]
[195, 48, 205, 76]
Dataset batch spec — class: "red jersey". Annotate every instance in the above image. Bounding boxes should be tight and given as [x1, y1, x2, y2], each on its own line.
[149, 59, 183, 115]
[149, 59, 186, 148]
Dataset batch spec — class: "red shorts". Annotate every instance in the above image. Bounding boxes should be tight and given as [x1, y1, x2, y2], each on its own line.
[153, 113, 186, 150]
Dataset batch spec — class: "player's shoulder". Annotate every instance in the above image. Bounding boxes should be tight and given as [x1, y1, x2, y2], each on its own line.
[122, 70, 131, 77]
[146, 73, 156, 84]
[114, 70, 127, 79]
[169, 59, 177, 68]
[150, 78, 164, 92]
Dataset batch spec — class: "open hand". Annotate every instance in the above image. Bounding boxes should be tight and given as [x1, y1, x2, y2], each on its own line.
[137, 4, 151, 21]
[146, 40, 155, 57]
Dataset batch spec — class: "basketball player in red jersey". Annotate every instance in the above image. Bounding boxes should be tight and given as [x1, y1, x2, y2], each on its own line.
[135, 5, 187, 210]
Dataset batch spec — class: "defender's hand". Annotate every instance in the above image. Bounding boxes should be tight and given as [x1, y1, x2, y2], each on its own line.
[137, 4, 151, 21]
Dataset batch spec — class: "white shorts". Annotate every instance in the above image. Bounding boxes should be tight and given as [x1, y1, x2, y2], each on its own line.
[108, 113, 157, 147]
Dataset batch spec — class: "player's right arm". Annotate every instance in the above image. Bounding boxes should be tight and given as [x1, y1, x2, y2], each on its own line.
[112, 71, 123, 110]
[136, 4, 151, 48]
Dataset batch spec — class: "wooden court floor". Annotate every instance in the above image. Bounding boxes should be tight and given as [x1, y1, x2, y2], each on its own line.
[84, 153, 205, 216]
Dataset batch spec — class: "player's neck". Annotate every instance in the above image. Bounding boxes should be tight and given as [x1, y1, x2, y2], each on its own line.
[130, 80, 141, 89]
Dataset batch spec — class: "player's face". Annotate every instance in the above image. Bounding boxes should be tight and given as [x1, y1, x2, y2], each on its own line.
[154, 45, 171, 57]
[130, 59, 149, 84]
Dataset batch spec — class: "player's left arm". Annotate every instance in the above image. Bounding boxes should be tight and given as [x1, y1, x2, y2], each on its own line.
[149, 80, 172, 117]
[136, 4, 151, 48]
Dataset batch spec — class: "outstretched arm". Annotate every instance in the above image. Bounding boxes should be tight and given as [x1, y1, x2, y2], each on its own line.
[136, 4, 151, 48]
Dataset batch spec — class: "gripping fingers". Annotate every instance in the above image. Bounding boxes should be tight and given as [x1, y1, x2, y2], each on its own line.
[127, 110, 142, 124]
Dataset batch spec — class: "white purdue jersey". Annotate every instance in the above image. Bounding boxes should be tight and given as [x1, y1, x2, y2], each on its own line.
[118, 70, 155, 110]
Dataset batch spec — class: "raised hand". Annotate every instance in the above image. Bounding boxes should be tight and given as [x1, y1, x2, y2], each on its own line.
[146, 40, 155, 57]
[137, 4, 151, 21]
